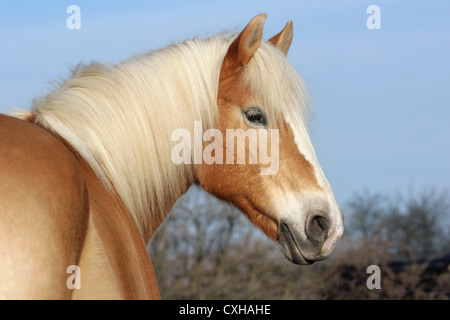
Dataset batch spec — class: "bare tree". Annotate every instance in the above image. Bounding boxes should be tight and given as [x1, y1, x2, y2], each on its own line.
[382, 188, 450, 259]
[346, 190, 387, 238]
[345, 188, 450, 259]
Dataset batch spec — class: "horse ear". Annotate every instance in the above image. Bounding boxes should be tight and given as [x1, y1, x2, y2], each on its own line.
[224, 14, 266, 68]
[268, 20, 293, 56]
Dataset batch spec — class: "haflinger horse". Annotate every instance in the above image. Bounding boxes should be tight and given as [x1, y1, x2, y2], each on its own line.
[0, 14, 343, 299]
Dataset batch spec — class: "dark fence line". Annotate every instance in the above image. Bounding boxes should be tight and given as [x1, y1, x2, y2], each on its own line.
[388, 252, 450, 273]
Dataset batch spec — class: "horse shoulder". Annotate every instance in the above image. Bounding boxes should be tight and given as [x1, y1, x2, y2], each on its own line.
[0, 115, 89, 299]
[73, 161, 161, 300]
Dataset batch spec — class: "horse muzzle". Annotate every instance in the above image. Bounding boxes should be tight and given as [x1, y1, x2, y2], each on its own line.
[278, 209, 343, 265]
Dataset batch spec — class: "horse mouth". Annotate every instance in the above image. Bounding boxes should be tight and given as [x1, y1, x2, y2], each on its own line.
[279, 223, 315, 265]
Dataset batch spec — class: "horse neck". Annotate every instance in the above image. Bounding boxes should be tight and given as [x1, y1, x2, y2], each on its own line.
[32, 37, 228, 242]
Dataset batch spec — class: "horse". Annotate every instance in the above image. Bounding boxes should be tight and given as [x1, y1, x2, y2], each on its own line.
[0, 14, 344, 299]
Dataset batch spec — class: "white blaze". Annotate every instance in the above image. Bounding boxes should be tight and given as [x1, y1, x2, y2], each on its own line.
[281, 116, 344, 256]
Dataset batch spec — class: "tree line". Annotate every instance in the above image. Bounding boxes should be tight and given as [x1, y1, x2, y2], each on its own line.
[148, 186, 450, 299]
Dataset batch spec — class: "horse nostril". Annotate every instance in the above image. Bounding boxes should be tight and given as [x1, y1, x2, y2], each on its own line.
[306, 214, 331, 243]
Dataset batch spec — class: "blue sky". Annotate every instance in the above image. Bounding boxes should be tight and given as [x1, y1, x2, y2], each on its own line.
[0, 0, 449, 206]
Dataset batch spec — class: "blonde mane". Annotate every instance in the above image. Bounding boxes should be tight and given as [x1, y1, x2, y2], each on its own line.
[13, 33, 309, 238]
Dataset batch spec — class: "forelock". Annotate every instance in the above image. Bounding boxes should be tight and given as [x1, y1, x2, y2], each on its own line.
[243, 41, 310, 131]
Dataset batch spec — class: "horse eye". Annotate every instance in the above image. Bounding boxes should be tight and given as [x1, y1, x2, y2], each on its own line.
[244, 107, 267, 126]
